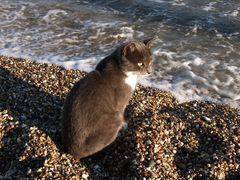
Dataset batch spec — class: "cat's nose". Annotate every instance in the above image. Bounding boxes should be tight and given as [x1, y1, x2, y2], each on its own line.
[146, 67, 152, 74]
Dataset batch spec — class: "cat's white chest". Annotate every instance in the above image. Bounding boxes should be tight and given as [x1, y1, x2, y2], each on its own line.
[125, 72, 137, 90]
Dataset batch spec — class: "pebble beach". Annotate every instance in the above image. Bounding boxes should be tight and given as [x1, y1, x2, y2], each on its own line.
[0, 55, 240, 179]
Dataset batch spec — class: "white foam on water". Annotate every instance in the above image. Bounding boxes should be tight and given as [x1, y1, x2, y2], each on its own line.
[202, 2, 216, 11]
[0, 47, 101, 72]
[148, 0, 165, 3]
[171, 0, 186, 6]
[149, 0, 186, 6]
[223, 8, 240, 17]
[138, 70, 240, 108]
[192, 57, 204, 66]
[42, 9, 68, 23]
[2, 50, 240, 110]
[51, 57, 101, 72]
[230, 10, 239, 16]
[137, 48, 240, 108]
[110, 27, 134, 40]
[82, 20, 125, 29]
[153, 49, 176, 59]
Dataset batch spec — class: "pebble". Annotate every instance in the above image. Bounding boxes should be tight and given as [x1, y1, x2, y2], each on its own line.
[0, 56, 240, 179]
[202, 116, 211, 123]
[147, 160, 156, 168]
[145, 140, 152, 145]
[20, 115, 27, 121]
[154, 146, 160, 153]
[82, 173, 89, 179]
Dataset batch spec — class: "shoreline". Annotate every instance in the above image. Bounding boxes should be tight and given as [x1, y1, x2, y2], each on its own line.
[0, 55, 239, 179]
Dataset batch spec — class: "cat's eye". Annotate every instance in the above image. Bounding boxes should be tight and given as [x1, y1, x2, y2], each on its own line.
[137, 63, 144, 67]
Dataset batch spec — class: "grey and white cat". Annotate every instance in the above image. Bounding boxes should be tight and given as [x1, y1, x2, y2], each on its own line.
[61, 38, 155, 159]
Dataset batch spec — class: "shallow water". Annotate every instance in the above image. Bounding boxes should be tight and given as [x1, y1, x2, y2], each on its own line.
[0, 0, 240, 108]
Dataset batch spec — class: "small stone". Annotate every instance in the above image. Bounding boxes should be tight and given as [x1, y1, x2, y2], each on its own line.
[218, 172, 225, 180]
[145, 140, 152, 145]
[21, 123, 27, 128]
[17, 137, 21, 143]
[20, 114, 27, 120]
[154, 146, 160, 153]
[147, 160, 156, 168]
[164, 129, 169, 135]
[193, 102, 198, 107]
[177, 162, 186, 170]
[82, 173, 89, 179]
[94, 165, 101, 170]
[132, 160, 138, 165]
[149, 170, 157, 178]
[202, 116, 211, 123]
[160, 140, 164, 145]
[235, 128, 240, 135]
[27, 168, 32, 175]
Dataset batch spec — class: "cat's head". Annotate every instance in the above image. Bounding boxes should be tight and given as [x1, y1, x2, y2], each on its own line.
[121, 37, 156, 76]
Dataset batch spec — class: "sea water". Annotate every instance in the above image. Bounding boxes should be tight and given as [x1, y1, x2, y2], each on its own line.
[0, 0, 240, 108]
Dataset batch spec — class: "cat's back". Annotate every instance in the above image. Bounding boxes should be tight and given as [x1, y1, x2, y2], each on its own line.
[64, 70, 103, 107]
[75, 70, 102, 89]
[62, 70, 114, 119]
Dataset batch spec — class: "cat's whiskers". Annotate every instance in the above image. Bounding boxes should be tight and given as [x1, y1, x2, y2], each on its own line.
[125, 72, 138, 90]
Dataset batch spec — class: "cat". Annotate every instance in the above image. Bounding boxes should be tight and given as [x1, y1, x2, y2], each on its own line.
[61, 38, 156, 159]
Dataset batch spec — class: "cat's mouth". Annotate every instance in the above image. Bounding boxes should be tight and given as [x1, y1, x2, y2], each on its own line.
[142, 67, 152, 76]
[146, 69, 151, 74]
[142, 72, 151, 77]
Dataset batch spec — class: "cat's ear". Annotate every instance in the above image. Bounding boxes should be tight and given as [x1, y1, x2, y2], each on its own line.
[143, 37, 157, 48]
[123, 42, 136, 56]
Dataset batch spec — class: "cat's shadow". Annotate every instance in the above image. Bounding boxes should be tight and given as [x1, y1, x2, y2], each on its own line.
[0, 66, 63, 144]
[0, 66, 143, 178]
[159, 103, 238, 179]
[0, 66, 63, 177]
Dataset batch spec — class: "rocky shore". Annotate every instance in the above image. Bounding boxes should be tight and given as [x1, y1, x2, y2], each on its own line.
[0, 55, 239, 179]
